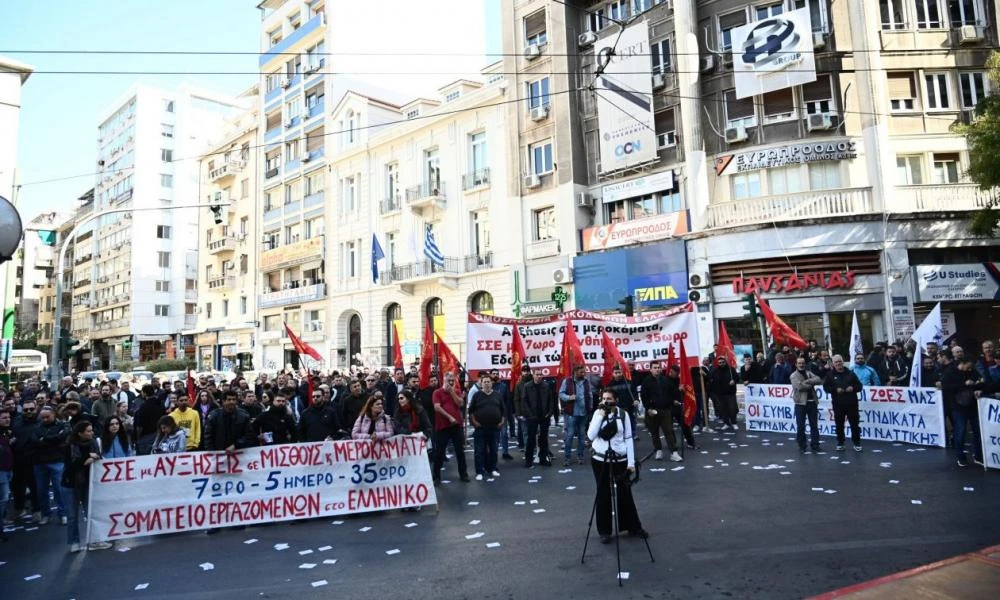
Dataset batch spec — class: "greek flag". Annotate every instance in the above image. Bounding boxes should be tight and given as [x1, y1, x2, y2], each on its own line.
[423, 224, 444, 267]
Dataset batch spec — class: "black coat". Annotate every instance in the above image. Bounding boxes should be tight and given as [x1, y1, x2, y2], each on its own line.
[298, 403, 343, 442]
[740, 362, 768, 384]
[393, 406, 432, 439]
[517, 380, 555, 419]
[203, 408, 256, 451]
[340, 393, 368, 432]
[253, 408, 298, 444]
[709, 366, 738, 396]
[822, 369, 864, 403]
[641, 373, 675, 411]
[29, 420, 70, 465]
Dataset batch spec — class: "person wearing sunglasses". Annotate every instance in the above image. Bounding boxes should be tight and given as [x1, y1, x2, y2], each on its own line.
[299, 387, 343, 442]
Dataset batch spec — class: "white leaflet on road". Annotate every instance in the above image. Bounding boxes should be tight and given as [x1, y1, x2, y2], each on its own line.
[24, 574, 41, 581]
[299, 563, 317, 569]
[721, 463, 730, 466]
[274, 543, 289, 550]
[558, 469, 572, 474]
[386, 549, 401, 555]
[199, 563, 214, 571]
[671, 466, 685, 471]
[529, 499, 538, 504]
[116, 546, 130, 552]
[811, 487, 824, 491]
[618, 572, 631, 580]
[964, 487, 974, 492]
[359, 527, 372, 532]
[318, 546, 332, 551]
[468, 520, 481, 525]
[566, 486, 577, 490]
[889, 480, 900, 484]
[331, 520, 344, 525]
[243, 538, 258, 544]
[703, 465, 714, 469]
[405, 523, 419, 528]
[465, 532, 485, 539]
[880, 462, 892, 468]
[533, 508, 546, 513]
[784, 459, 795, 463]
[649, 468, 666, 472]
[323, 559, 337, 565]
[311, 580, 328, 588]
[780, 471, 791, 475]
[299, 549, 313, 555]
[135, 583, 149, 590]
[467, 501, 480, 506]
[486, 542, 501, 548]
[911, 500, 923, 505]
[840, 461, 851, 465]
[824, 489, 837, 494]
[514, 501, 526, 505]
[740, 462, 749, 466]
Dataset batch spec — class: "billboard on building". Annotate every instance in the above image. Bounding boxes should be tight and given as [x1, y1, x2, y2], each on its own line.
[731, 6, 816, 99]
[595, 22, 657, 173]
[573, 240, 688, 311]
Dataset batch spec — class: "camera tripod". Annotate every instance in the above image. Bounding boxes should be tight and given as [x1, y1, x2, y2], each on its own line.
[580, 448, 655, 586]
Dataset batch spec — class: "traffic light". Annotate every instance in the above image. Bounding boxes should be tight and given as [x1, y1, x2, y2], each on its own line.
[618, 294, 634, 317]
[741, 293, 758, 321]
[58, 327, 79, 361]
[210, 205, 223, 225]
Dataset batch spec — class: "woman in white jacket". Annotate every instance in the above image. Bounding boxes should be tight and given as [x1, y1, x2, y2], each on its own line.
[587, 389, 648, 544]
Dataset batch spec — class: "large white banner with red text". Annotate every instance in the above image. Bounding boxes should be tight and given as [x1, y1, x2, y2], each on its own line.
[744, 384, 945, 447]
[87, 435, 436, 542]
[466, 306, 700, 379]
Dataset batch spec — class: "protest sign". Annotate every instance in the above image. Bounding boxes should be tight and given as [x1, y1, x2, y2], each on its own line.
[87, 435, 436, 542]
[744, 384, 945, 447]
[466, 305, 700, 379]
[978, 396, 1000, 470]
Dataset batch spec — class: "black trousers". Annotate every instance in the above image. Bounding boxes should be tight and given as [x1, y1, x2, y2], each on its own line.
[524, 417, 550, 464]
[433, 425, 468, 481]
[645, 409, 677, 452]
[12, 461, 39, 513]
[833, 400, 861, 445]
[591, 458, 641, 536]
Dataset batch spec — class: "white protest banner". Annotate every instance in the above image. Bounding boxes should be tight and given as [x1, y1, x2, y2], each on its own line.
[87, 435, 436, 542]
[978, 396, 1000, 470]
[466, 305, 700, 379]
[744, 384, 945, 447]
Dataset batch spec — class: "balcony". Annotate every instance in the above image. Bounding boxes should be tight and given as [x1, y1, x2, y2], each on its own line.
[259, 282, 327, 309]
[185, 289, 198, 301]
[380, 195, 402, 215]
[184, 315, 197, 329]
[705, 187, 875, 230]
[259, 12, 325, 67]
[306, 99, 325, 120]
[264, 127, 282, 144]
[304, 190, 325, 209]
[405, 181, 447, 213]
[463, 169, 490, 190]
[207, 274, 236, 290]
[263, 205, 282, 221]
[73, 253, 93, 266]
[208, 160, 245, 182]
[265, 166, 280, 180]
[891, 184, 998, 213]
[208, 235, 236, 254]
[380, 252, 494, 287]
[260, 236, 323, 270]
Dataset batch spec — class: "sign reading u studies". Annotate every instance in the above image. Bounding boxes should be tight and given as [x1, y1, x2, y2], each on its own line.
[595, 22, 657, 174]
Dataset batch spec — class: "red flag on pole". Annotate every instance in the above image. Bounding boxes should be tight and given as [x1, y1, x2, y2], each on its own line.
[391, 322, 404, 370]
[718, 321, 738, 366]
[510, 324, 527, 379]
[305, 370, 314, 407]
[284, 323, 323, 361]
[418, 320, 434, 388]
[755, 293, 808, 350]
[436, 334, 461, 378]
[679, 342, 698, 427]
[557, 319, 586, 386]
[666, 343, 677, 370]
[600, 331, 632, 386]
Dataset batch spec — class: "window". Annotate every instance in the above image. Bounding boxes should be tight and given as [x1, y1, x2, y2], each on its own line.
[305, 216, 324, 239]
[470, 132, 487, 175]
[240, 254, 248, 274]
[289, 11, 301, 29]
[160, 174, 173, 187]
[925, 72, 951, 110]
[387, 232, 396, 267]
[762, 88, 796, 123]
[809, 162, 842, 190]
[161, 149, 172, 162]
[305, 170, 325, 196]
[206, 265, 213, 280]
[285, 179, 303, 205]
[424, 149, 440, 189]
[632, 0, 653, 13]
[524, 10, 547, 47]
[240, 296, 248, 315]
[880, 0, 908, 29]
[651, 39, 671, 75]
[914, 0, 943, 28]
[732, 172, 763, 199]
[656, 109, 676, 149]
[896, 155, 924, 185]
[222, 299, 229, 318]
[530, 140, 554, 175]
[533, 207, 556, 241]
[932, 153, 960, 184]
[205, 303, 212, 319]
[793, 0, 829, 32]
[608, 0, 629, 22]
[164, 100, 174, 112]
[959, 72, 989, 109]
[528, 77, 550, 109]
[342, 176, 356, 212]
[268, 28, 282, 47]
[719, 11, 747, 52]
[385, 163, 399, 203]
[472, 211, 490, 256]
[154, 305, 169, 317]
[768, 165, 804, 195]
[887, 72, 917, 111]
[156, 225, 171, 239]
[755, 2, 783, 20]
[588, 7, 607, 31]
[406, 109, 419, 119]
[444, 90, 460, 102]
[724, 90, 756, 128]
[285, 140, 300, 162]
[346, 240, 357, 278]
[157, 251, 170, 268]
[241, 178, 249, 198]
[344, 109, 356, 145]
[155, 280, 170, 292]
[803, 75, 834, 114]
[949, 0, 980, 26]
[161, 123, 174, 138]
[286, 98, 302, 119]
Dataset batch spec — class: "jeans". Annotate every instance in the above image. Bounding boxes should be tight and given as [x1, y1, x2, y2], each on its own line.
[0, 469, 11, 523]
[63, 486, 82, 545]
[432, 425, 468, 481]
[473, 427, 499, 475]
[832, 400, 861, 445]
[33, 462, 66, 518]
[516, 417, 526, 448]
[524, 417, 550, 464]
[498, 424, 510, 456]
[795, 403, 820, 450]
[644, 409, 677, 452]
[951, 405, 983, 461]
[563, 415, 587, 459]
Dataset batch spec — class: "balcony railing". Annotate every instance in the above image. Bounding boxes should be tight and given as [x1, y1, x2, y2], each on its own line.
[463, 169, 490, 190]
[208, 235, 236, 254]
[405, 181, 447, 212]
[259, 12, 325, 67]
[73, 253, 93, 266]
[380, 195, 402, 214]
[207, 275, 237, 290]
[208, 160, 245, 182]
[706, 187, 875, 230]
[891, 184, 998, 212]
[380, 252, 493, 284]
[184, 315, 197, 329]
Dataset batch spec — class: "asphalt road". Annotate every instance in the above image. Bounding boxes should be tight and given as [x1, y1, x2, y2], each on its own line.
[3, 425, 999, 600]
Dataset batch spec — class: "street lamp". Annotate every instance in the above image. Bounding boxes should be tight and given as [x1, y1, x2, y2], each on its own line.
[0, 195, 24, 264]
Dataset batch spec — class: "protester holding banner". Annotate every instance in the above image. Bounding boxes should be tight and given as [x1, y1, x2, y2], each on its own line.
[351, 396, 395, 442]
[167, 395, 201, 451]
[559, 365, 594, 467]
[204, 392, 258, 451]
[152, 416, 187, 454]
[100, 416, 134, 459]
[668, 365, 697, 449]
[62, 420, 111, 553]
[941, 359, 985, 467]
[790, 357, 823, 454]
[254, 394, 298, 446]
[393, 390, 432, 441]
[822, 356, 864, 452]
[850, 354, 881, 387]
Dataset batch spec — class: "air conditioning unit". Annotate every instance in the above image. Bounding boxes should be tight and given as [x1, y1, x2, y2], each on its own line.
[302, 278, 313, 286]
[304, 60, 319, 74]
[525, 43, 541, 60]
[958, 25, 985, 44]
[813, 32, 827, 49]
[284, 118, 294, 128]
[725, 124, 748, 143]
[301, 152, 312, 163]
[524, 173, 541, 189]
[687, 288, 711, 304]
[530, 105, 550, 121]
[282, 282, 293, 290]
[237, 232, 248, 241]
[688, 272, 710, 288]
[280, 76, 291, 88]
[577, 192, 593, 208]
[700, 55, 715, 73]
[552, 267, 573, 285]
[652, 73, 666, 90]
[578, 31, 598, 48]
[807, 112, 834, 132]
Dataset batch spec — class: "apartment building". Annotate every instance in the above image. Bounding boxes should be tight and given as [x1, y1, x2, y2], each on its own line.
[192, 92, 260, 372]
[14, 211, 59, 337]
[502, 0, 999, 355]
[84, 83, 243, 369]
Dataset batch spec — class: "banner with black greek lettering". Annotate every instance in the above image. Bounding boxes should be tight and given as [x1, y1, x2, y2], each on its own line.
[978, 396, 1000, 470]
[466, 306, 700, 379]
[743, 384, 945, 447]
[87, 435, 436, 542]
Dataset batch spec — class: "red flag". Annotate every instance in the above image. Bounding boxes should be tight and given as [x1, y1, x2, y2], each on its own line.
[436, 334, 461, 378]
[418, 320, 434, 388]
[306, 371, 314, 407]
[284, 323, 323, 361]
[755, 293, 808, 350]
[718, 321, 738, 367]
[391, 322, 404, 370]
[557, 319, 586, 385]
[679, 342, 698, 427]
[666, 343, 677, 370]
[600, 331, 632, 386]
[186, 369, 196, 403]
[510, 324, 527, 379]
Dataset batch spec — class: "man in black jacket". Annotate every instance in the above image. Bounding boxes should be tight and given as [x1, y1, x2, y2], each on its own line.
[29, 407, 70, 525]
[740, 354, 767, 385]
[299, 388, 343, 441]
[642, 362, 682, 461]
[204, 392, 257, 451]
[10, 400, 40, 521]
[710, 357, 740, 431]
[877, 345, 909, 387]
[254, 394, 298, 445]
[823, 355, 865, 452]
[516, 370, 555, 467]
[339, 380, 368, 432]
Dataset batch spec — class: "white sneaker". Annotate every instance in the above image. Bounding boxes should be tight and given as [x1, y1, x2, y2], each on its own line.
[731, 424, 739, 431]
[60, 516, 68, 526]
[669, 452, 683, 462]
[720, 424, 730, 431]
[475, 473, 484, 481]
[69, 543, 81, 553]
[654, 450, 664, 460]
[490, 470, 501, 477]
[87, 541, 112, 551]
[692, 426, 701, 433]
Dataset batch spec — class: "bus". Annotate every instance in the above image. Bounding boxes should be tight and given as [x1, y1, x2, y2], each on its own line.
[5, 349, 49, 382]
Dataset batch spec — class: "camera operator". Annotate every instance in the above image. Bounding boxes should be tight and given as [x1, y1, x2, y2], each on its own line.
[587, 389, 648, 544]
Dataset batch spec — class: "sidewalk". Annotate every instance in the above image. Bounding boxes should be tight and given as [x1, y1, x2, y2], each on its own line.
[810, 544, 1000, 599]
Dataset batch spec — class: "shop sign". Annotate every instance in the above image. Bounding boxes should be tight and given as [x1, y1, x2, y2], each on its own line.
[732, 270, 856, 294]
[521, 300, 560, 316]
[259, 283, 327, 309]
[196, 333, 217, 346]
[715, 139, 858, 176]
[601, 171, 675, 204]
[259, 237, 322, 270]
[630, 272, 687, 307]
[581, 210, 689, 252]
[914, 263, 1000, 302]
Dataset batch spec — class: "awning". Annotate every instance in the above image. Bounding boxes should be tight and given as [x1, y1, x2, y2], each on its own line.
[136, 335, 172, 342]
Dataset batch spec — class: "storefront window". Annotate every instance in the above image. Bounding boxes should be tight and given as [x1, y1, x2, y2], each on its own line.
[605, 200, 627, 223]
[659, 190, 683, 213]
[809, 162, 842, 190]
[768, 165, 804, 195]
[828, 311, 877, 358]
[630, 195, 657, 218]
[732, 172, 762, 200]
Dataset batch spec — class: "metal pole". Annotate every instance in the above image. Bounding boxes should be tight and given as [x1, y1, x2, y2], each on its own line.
[49, 202, 230, 385]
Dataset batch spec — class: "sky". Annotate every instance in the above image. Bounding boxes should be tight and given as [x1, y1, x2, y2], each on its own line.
[5, 0, 502, 221]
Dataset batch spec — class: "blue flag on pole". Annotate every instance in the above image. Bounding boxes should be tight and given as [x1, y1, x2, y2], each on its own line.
[371, 233, 385, 283]
[423, 224, 444, 268]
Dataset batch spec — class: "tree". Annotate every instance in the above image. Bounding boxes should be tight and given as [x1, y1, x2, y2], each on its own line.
[13, 321, 41, 351]
[959, 52, 1000, 236]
